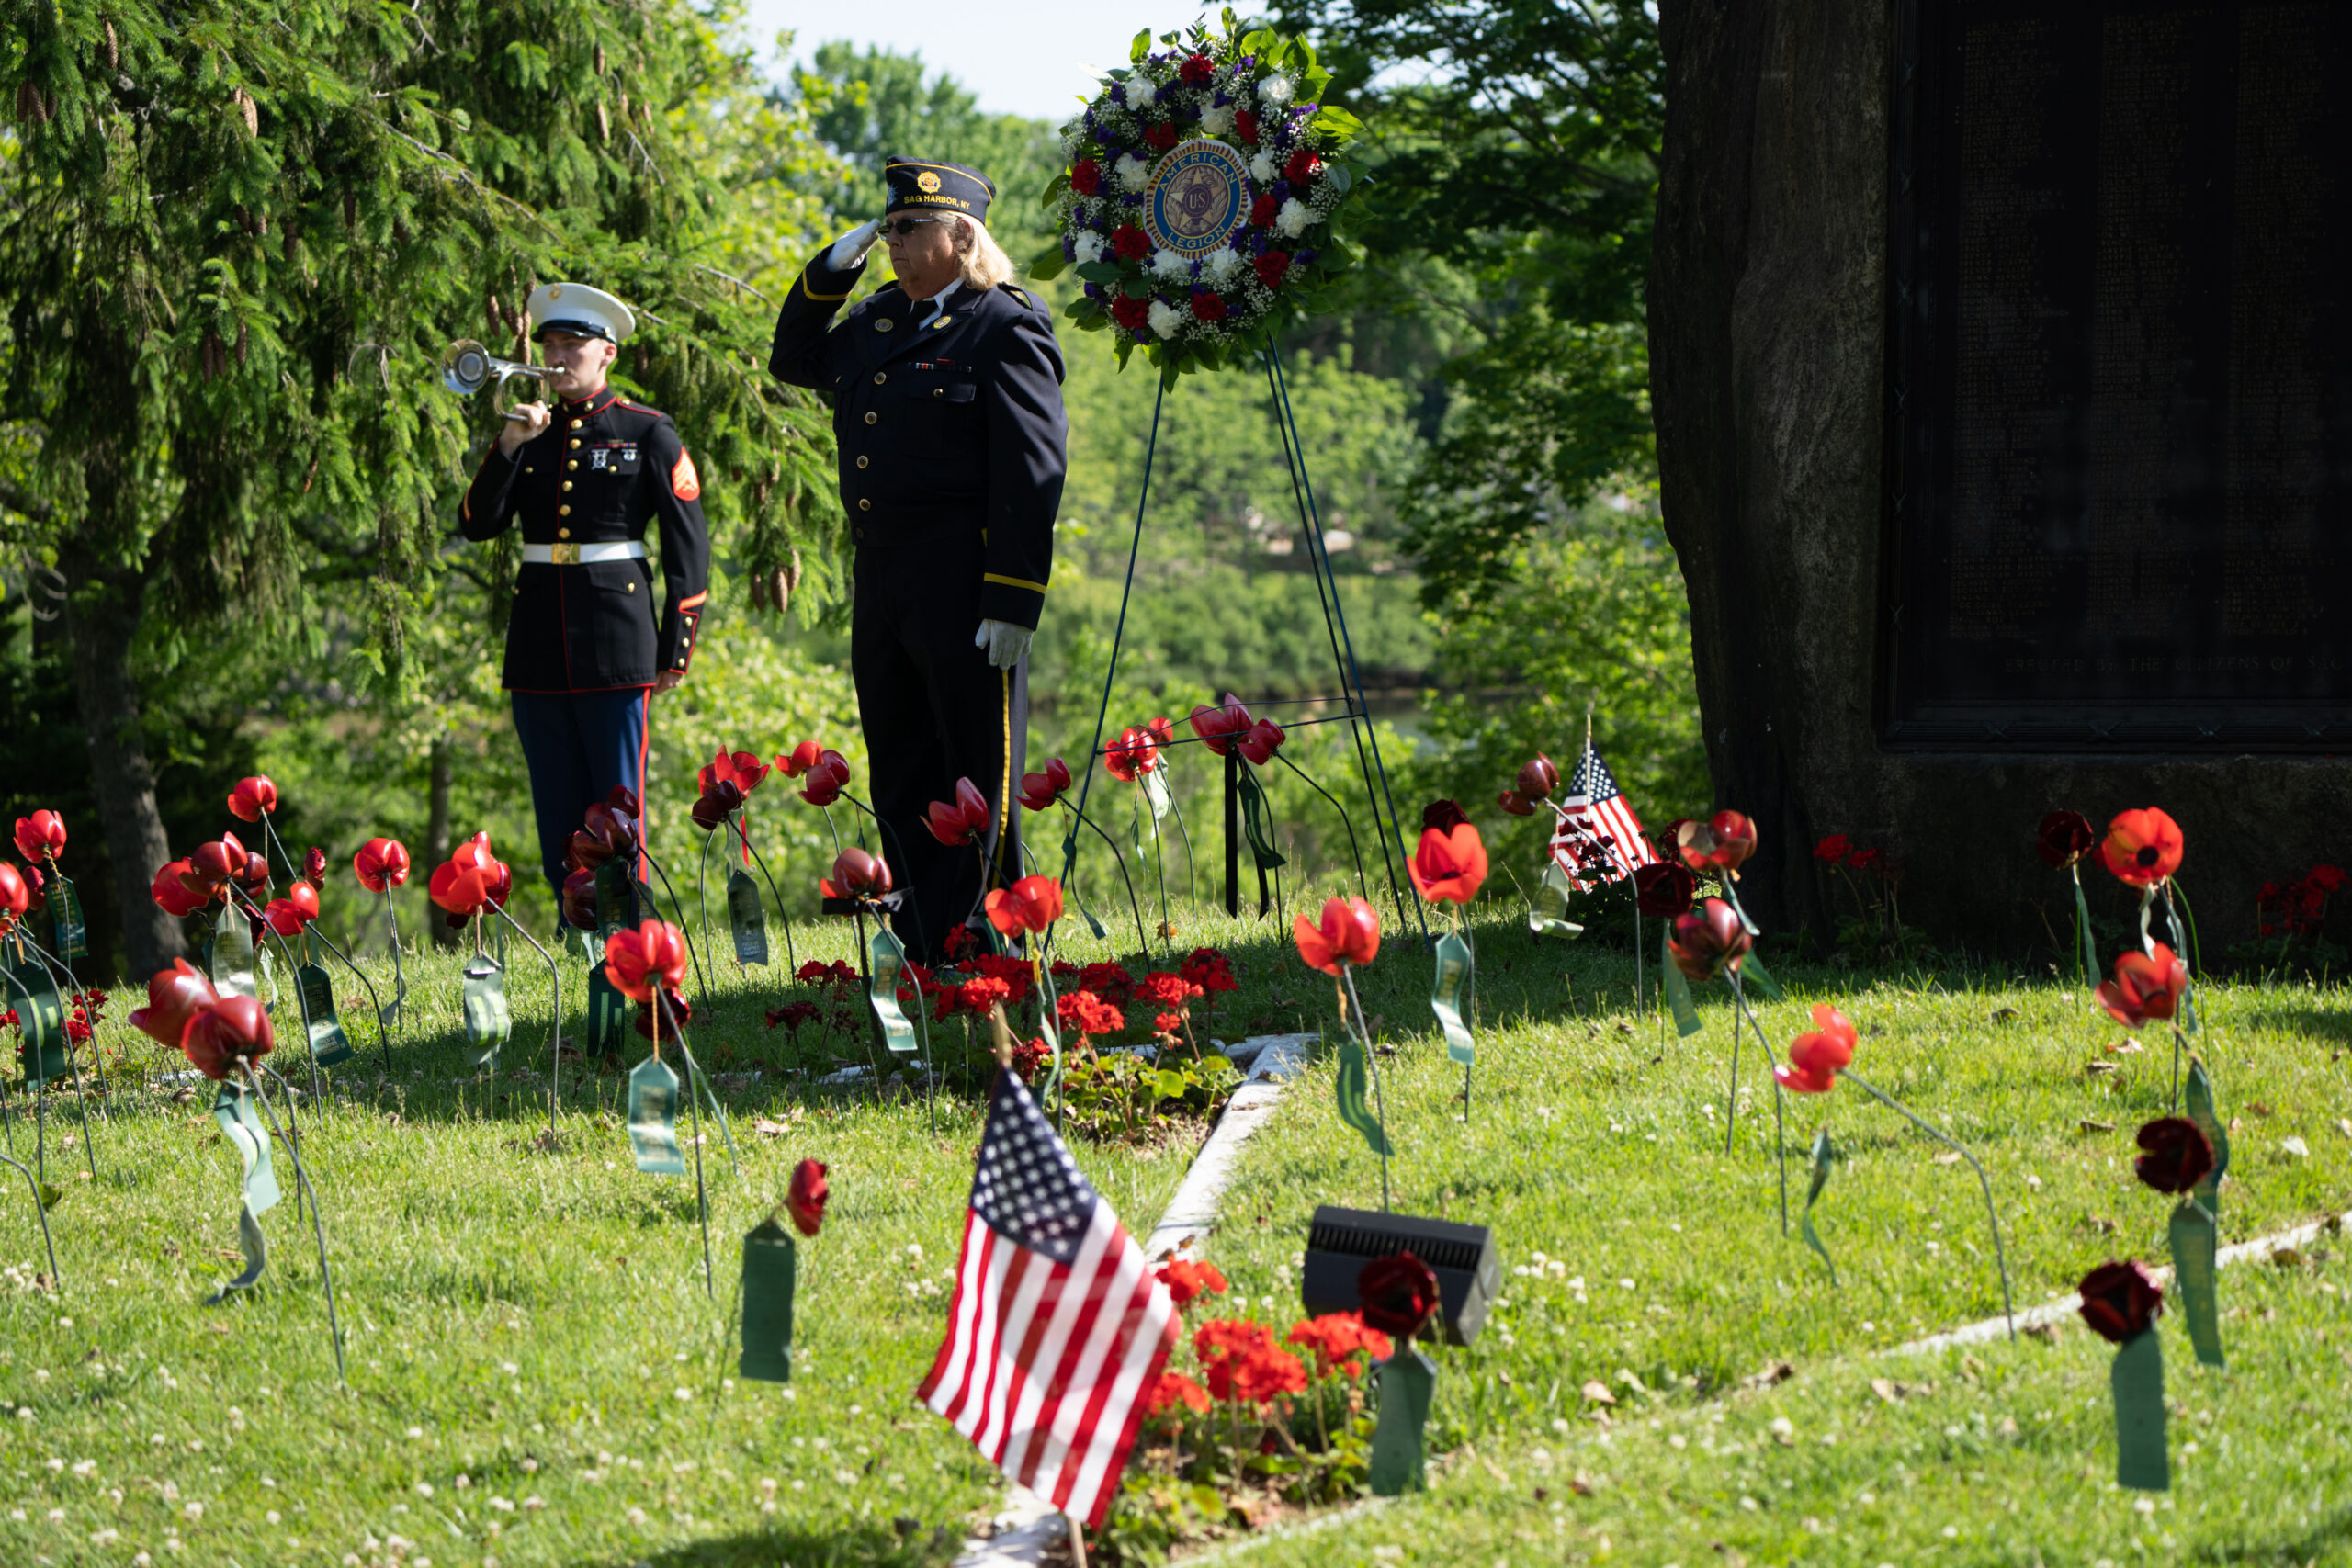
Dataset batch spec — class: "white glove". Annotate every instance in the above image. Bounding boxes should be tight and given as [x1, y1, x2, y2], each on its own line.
[976, 619, 1033, 671]
[827, 219, 882, 271]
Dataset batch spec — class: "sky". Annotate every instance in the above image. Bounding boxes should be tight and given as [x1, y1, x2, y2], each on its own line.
[744, 0, 1188, 121]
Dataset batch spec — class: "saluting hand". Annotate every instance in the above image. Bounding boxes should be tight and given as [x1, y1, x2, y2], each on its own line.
[497, 400, 551, 456]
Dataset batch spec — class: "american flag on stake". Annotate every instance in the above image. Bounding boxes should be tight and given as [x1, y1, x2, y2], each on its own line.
[1549, 735, 1660, 890]
[917, 1067, 1176, 1529]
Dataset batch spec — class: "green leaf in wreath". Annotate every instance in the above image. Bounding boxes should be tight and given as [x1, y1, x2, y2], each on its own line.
[1119, 276, 1154, 299]
[1038, 173, 1070, 208]
[1075, 260, 1126, 285]
[1129, 28, 1151, 63]
[1029, 245, 1068, 281]
[1326, 162, 1353, 194]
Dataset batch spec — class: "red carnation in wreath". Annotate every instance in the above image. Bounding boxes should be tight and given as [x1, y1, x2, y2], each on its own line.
[1284, 149, 1323, 184]
[1191, 292, 1228, 321]
[1236, 109, 1261, 144]
[1071, 158, 1102, 196]
[1250, 192, 1279, 228]
[1180, 53, 1215, 85]
[1254, 251, 1292, 288]
[1110, 294, 1150, 331]
[1113, 224, 1151, 261]
[1144, 121, 1179, 152]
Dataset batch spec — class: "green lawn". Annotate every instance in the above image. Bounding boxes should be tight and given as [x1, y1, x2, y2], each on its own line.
[0, 900, 2346, 1567]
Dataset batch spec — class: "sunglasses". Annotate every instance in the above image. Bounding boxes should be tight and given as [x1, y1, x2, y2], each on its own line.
[883, 216, 953, 236]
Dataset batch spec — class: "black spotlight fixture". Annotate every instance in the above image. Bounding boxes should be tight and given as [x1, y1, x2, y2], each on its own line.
[1300, 1205, 1501, 1346]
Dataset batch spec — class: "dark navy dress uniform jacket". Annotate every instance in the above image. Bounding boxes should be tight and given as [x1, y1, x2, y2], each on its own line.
[459, 389, 712, 692]
[765, 247, 1067, 629]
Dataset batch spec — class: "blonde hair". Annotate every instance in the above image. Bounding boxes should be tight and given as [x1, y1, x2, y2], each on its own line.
[951, 214, 1017, 290]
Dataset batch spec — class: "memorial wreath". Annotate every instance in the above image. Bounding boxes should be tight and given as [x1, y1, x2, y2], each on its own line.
[1033, 14, 1365, 378]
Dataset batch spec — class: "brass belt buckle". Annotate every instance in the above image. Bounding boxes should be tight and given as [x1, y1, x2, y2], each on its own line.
[548, 542, 580, 565]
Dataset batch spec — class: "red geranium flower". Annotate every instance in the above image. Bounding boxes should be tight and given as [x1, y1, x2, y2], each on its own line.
[13, 810, 64, 863]
[1775, 1004, 1856, 1094]
[1157, 1257, 1228, 1307]
[1143, 121, 1179, 152]
[2035, 809, 2097, 870]
[1188, 698, 1253, 756]
[153, 859, 208, 918]
[1070, 158, 1102, 196]
[923, 777, 993, 847]
[984, 874, 1064, 936]
[1110, 294, 1150, 332]
[1286, 1312, 1392, 1377]
[1249, 192, 1280, 227]
[1019, 758, 1073, 812]
[1356, 1251, 1441, 1337]
[1228, 1345, 1308, 1405]
[1144, 1371, 1211, 1416]
[2077, 1259, 2163, 1344]
[1668, 897, 1751, 982]
[775, 739, 825, 778]
[604, 919, 688, 1006]
[1633, 861, 1695, 919]
[1238, 718, 1285, 765]
[2094, 943, 2188, 1027]
[182, 993, 274, 1081]
[787, 1158, 828, 1237]
[264, 882, 320, 937]
[227, 775, 277, 823]
[820, 847, 892, 901]
[1236, 109, 1260, 144]
[1295, 895, 1379, 976]
[1113, 225, 1152, 261]
[1253, 250, 1291, 288]
[1283, 149, 1322, 184]
[1813, 833, 1851, 865]
[1179, 52, 1214, 85]
[1135, 971, 1203, 1009]
[1057, 989, 1125, 1039]
[1409, 823, 1488, 905]
[1181, 947, 1238, 994]
[1105, 727, 1158, 782]
[2099, 807, 2184, 887]
[797, 750, 852, 807]
[129, 959, 219, 1050]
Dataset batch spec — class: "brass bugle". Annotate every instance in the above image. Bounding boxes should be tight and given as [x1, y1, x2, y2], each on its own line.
[439, 340, 558, 413]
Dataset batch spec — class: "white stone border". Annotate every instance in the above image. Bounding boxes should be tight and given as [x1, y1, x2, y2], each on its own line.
[950, 1034, 1317, 1567]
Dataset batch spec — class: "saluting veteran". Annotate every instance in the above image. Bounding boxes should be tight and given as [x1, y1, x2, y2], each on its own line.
[769, 158, 1069, 961]
[461, 282, 711, 913]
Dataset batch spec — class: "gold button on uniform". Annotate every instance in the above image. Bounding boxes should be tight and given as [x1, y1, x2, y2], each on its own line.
[873, 372, 887, 385]
[558, 527, 571, 539]
[561, 480, 572, 491]
[858, 498, 871, 511]
[933, 388, 944, 398]
[558, 504, 571, 516]
[566, 460, 578, 470]
[856, 455, 869, 468]
[570, 418, 583, 429]
[865, 412, 878, 425]
[569, 439, 581, 449]
[627, 581, 635, 592]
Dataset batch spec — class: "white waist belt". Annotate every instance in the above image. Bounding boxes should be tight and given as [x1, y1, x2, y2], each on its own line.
[522, 541, 647, 565]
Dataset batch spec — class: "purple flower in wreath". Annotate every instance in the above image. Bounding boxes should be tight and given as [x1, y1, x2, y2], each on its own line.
[1110, 84, 1127, 107]
[1250, 231, 1270, 255]
[1271, 181, 1292, 201]
[1189, 259, 1204, 280]
[1213, 90, 1233, 107]
[1295, 249, 1318, 268]
[1063, 234, 1079, 260]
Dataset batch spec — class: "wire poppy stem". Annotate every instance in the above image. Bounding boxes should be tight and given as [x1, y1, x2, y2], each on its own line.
[247, 1062, 347, 1383]
[487, 900, 564, 1141]
[0, 1145, 59, 1287]
[1838, 1068, 2014, 1339]
[1725, 971, 1788, 1237]
[738, 832, 797, 974]
[1059, 800, 1150, 958]
[1337, 964, 1389, 1213]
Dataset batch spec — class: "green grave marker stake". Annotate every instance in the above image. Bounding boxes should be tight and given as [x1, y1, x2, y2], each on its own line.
[2175, 1058, 2228, 1367]
[1334, 1036, 1392, 1159]
[1801, 1129, 1838, 1285]
[584, 942, 629, 1060]
[51, 875, 86, 962]
[2112, 1328, 2169, 1491]
[206, 1080, 278, 1303]
[461, 958, 511, 1071]
[13, 958, 68, 1087]
[1367, 1346, 1435, 1495]
[594, 859, 634, 929]
[727, 869, 770, 966]
[209, 914, 258, 1000]
[627, 1057, 687, 1176]
[1662, 927, 1702, 1037]
[867, 927, 918, 1055]
[1430, 931, 1475, 1066]
[1741, 948, 1785, 1001]
[739, 1219, 798, 1382]
[297, 964, 355, 1066]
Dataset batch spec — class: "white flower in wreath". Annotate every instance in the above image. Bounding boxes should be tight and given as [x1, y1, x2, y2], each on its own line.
[1275, 197, 1317, 238]
[1250, 152, 1278, 185]
[1257, 73, 1294, 104]
[1115, 154, 1150, 193]
[1147, 299, 1184, 340]
[1150, 248, 1192, 280]
[1127, 74, 1159, 109]
[1203, 247, 1245, 288]
[1071, 231, 1106, 265]
[1197, 104, 1235, 137]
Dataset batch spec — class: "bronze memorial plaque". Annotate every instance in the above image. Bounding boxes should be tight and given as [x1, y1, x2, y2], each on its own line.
[1881, 0, 2352, 750]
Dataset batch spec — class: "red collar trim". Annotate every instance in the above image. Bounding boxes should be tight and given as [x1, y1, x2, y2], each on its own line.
[560, 389, 617, 417]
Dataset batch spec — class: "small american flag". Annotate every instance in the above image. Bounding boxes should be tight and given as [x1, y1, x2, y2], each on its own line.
[1550, 737, 1659, 889]
[917, 1069, 1176, 1528]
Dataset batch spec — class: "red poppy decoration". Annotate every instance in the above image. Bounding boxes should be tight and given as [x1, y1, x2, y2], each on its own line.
[2077, 1259, 2163, 1344]
[786, 1158, 829, 1237]
[232, 847, 271, 897]
[13, 810, 64, 863]
[1018, 758, 1073, 812]
[264, 882, 321, 936]
[1667, 897, 1751, 982]
[604, 920, 688, 1006]
[1775, 1004, 1857, 1094]
[1238, 719, 1286, 766]
[2035, 810, 2097, 870]
[0, 863, 27, 921]
[226, 775, 278, 823]
[1515, 755, 1559, 801]
[775, 739, 825, 778]
[153, 859, 208, 918]
[560, 867, 598, 931]
[129, 959, 219, 1050]
[691, 778, 745, 833]
[1679, 810, 1758, 874]
[820, 847, 893, 901]
[699, 747, 772, 799]
[1356, 1250, 1442, 1337]
[181, 993, 275, 1081]
[799, 750, 852, 807]
[2099, 807, 2184, 888]
[1188, 697, 1253, 757]
[1496, 789, 1537, 818]
[1408, 823, 1488, 905]
[607, 784, 641, 818]
[1632, 861, 1695, 919]
[1294, 895, 1380, 976]
[2132, 1117, 2215, 1196]
[923, 778, 994, 847]
[984, 874, 1065, 937]
[300, 846, 327, 886]
[2094, 943, 2188, 1027]
[429, 832, 501, 919]
[182, 834, 245, 902]
[1105, 727, 1159, 783]
[352, 838, 411, 894]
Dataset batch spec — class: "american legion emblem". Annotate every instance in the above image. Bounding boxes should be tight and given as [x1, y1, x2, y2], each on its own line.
[1143, 139, 1252, 259]
[916, 170, 943, 194]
